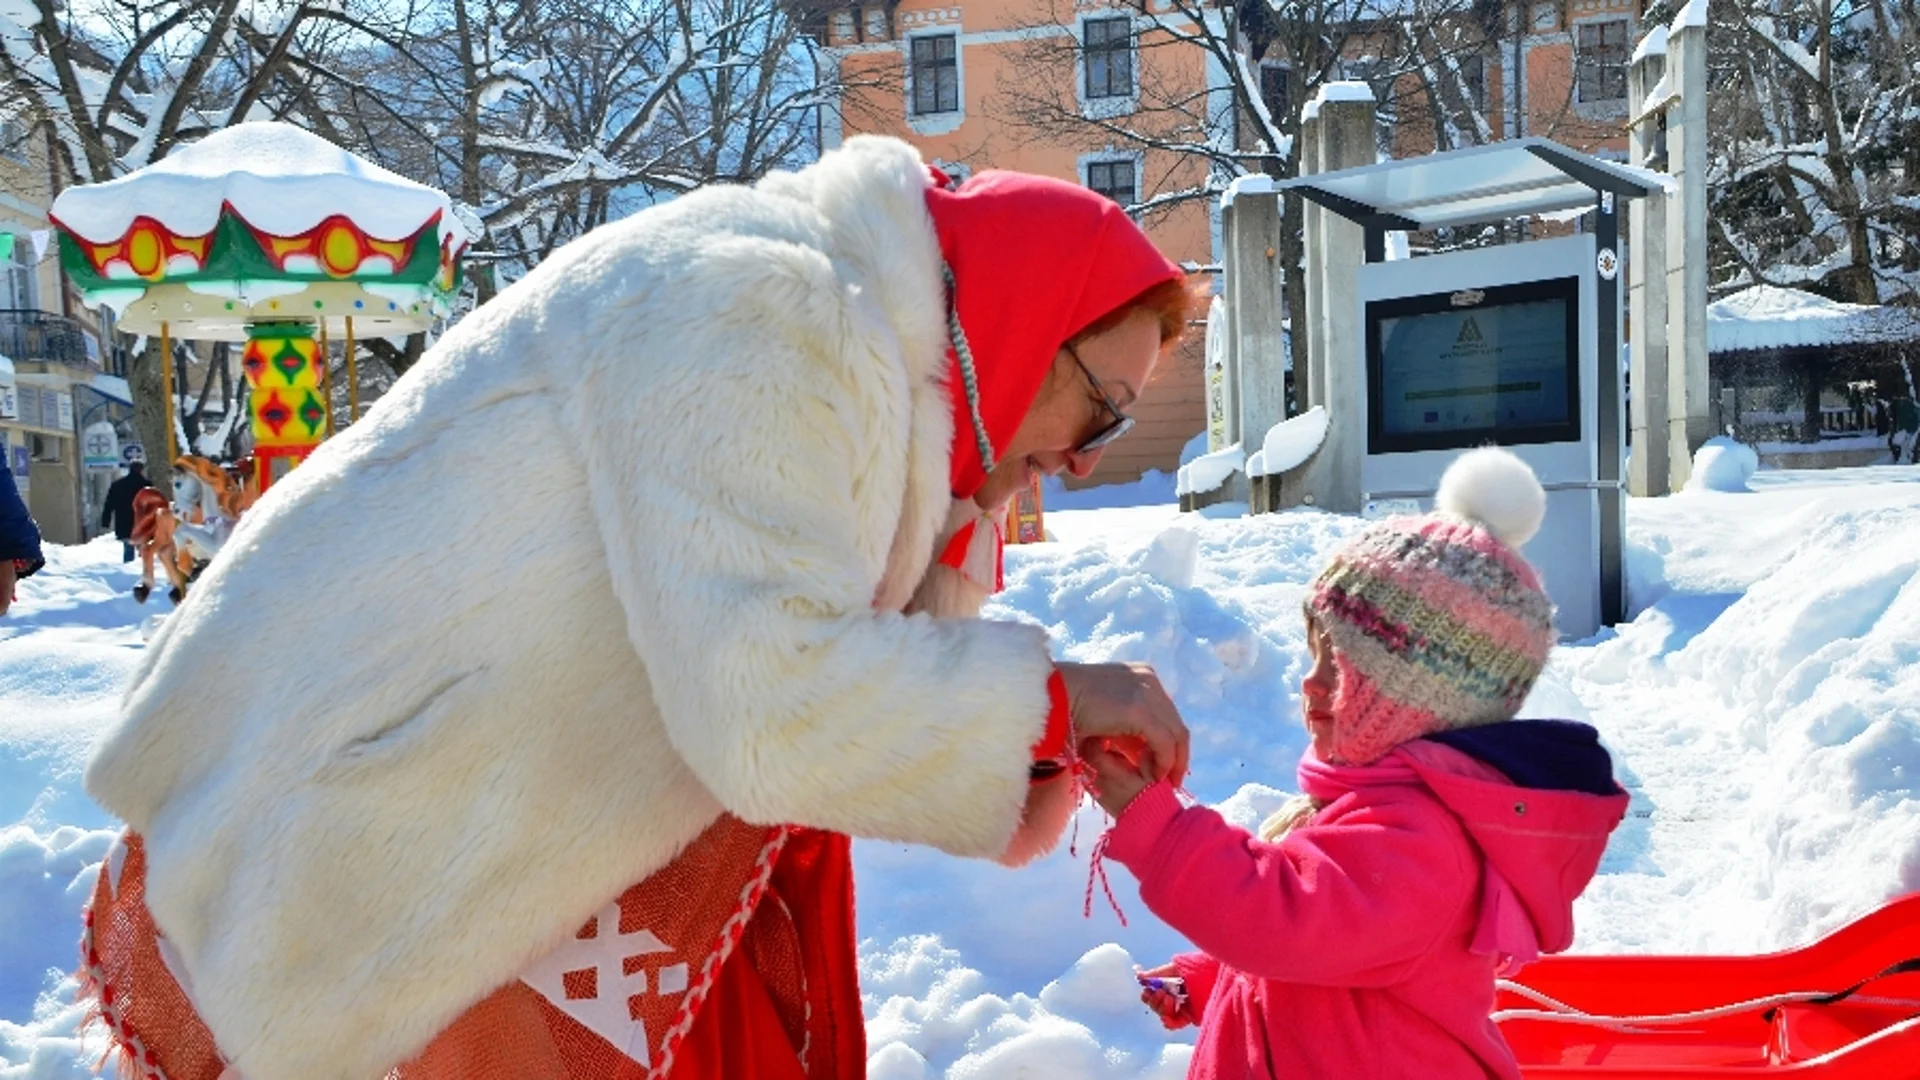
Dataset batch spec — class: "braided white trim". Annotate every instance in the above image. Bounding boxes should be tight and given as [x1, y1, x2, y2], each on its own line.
[942, 262, 996, 474]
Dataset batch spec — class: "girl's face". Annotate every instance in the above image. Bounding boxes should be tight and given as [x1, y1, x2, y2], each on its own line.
[1302, 618, 1340, 759]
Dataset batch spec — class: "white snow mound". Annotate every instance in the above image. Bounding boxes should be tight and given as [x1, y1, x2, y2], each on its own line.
[1687, 437, 1758, 493]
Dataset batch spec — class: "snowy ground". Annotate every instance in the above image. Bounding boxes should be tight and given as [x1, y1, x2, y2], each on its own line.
[3, 464, 1918, 1078]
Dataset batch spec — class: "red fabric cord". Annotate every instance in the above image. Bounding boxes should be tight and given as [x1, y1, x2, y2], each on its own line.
[1032, 669, 1071, 762]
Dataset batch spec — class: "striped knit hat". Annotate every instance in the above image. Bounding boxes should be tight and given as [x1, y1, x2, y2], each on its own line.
[1304, 447, 1557, 766]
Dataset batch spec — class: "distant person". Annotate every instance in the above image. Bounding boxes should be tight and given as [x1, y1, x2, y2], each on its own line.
[0, 465, 43, 618]
[101, 460, 155, 562]
[1088, 448, 1630, 1080]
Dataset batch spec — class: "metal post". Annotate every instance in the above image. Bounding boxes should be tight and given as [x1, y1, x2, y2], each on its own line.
[1595, 192, 1625, 626]
[345, 316, 359, 425]
[160, 320, 175, 465]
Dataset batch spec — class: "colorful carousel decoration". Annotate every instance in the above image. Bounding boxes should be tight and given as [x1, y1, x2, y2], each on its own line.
[50, 121, 467, 490]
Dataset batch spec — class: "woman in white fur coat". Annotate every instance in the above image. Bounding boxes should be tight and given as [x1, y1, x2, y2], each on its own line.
[81, 135, 1197, 1080]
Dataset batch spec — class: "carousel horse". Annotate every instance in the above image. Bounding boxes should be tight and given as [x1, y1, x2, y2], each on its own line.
[128, 488, 189, 605]
[170, 455, 258, 572]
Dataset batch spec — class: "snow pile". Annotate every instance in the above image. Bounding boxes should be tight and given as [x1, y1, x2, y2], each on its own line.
[1686, 436, 1759, 492]
[1042, 470, 1177, 511]
[1175, 443, 1243, 496]
[1247, 407, 1326, 478]
[50, 121, 466, 248]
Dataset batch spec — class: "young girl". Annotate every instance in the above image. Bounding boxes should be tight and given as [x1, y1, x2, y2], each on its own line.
[1088, 446, 1630, 1079]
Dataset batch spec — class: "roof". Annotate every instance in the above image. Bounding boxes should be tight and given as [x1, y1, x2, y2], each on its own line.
[1272, 138, 1672, 231]
[1707, 285, 1920, 354]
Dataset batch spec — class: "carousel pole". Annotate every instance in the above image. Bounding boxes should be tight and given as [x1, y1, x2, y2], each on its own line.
[345, 316, 359, 425]
[160, 320, 176, 465]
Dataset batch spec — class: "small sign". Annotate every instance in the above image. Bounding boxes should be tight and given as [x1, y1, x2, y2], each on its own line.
[10, 444, 28, 484]
[83, 421, 120, 469]
[0, 382, 14, 421]
[1601, 191, 1615, 214]
[1362, 497, 1422, 520]
[1597, 248, 1619, 280]
[1449, 289, 1486, 308]
[122, 442, 145, 465]
[55, 391, 74, 431]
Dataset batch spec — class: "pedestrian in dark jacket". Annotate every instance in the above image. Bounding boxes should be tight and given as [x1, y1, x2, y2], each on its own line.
[1, 464, 43, 617]
[101, 460, 154, 562]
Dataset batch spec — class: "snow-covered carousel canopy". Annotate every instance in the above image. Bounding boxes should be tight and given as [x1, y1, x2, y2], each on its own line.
[51, 122, 469, 340]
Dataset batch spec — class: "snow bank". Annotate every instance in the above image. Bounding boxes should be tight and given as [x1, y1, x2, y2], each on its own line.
[1685, 436, 1758, 492]
[51, 121, 465, 247]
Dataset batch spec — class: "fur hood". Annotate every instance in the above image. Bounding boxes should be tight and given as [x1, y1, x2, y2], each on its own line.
[84, 137, 1063, 1080]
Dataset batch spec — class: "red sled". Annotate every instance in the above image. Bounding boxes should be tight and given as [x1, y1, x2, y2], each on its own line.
[1499, 893, 1920, 1077]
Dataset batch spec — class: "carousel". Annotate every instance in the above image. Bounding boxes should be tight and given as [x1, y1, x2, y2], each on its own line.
[48, 121, 467, 600]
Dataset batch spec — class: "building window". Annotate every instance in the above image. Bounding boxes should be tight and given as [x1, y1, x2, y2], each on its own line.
[864, 7, 889, 40]
[1085, 159, 1137, 208]
[1576, 20, 1629, 103]
[0, 117, 27, 164]
[832, 11, 854, 41]
[1455, 52, 1489, 112]
[911, 34, 959, 115]
[1083, 17, 1134, 100]
[4, 240, 36, 310]
[1259, 62, 1290, 125]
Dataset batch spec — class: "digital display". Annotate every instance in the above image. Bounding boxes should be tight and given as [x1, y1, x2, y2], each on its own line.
[1366, 277, 1581, 454]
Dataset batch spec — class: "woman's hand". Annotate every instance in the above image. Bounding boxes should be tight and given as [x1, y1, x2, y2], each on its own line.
[1135, 963, 1194, 1030]
[1056, 661, 1189, 786]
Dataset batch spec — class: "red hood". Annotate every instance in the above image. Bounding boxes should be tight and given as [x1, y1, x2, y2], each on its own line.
[1403, 739, 1629, 954]
[923, 168, 1183, 500]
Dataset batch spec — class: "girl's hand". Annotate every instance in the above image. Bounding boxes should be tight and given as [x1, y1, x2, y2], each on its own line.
[1135, 964, 1193, 1029]
[1085, 743, 1150, 818]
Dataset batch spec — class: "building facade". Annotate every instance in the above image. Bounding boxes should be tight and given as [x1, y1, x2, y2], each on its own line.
[0, 118, 133, 545]
[813, 0, 1644, 486]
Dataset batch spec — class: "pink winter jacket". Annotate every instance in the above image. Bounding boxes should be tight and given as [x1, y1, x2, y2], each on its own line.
[1102, 720, 1630, 1080]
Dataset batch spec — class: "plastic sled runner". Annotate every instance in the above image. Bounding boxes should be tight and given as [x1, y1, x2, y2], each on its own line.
[1499, 894, 1920, 1077]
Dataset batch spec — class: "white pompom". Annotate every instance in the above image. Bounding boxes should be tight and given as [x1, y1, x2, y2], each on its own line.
[1435, 447, 1547, 549]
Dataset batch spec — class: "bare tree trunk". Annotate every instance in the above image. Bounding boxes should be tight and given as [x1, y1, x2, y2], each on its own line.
[129, 338, 170, 469]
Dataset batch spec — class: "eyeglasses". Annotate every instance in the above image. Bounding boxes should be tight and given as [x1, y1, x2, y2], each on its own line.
[1065, 343, 1135, 454]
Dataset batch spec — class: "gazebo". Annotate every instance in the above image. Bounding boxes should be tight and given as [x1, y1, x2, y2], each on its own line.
[1706, 285, 1920, 448]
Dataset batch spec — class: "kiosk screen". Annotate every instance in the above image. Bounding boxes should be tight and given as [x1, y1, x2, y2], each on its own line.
[1366, 276, 1581, 454]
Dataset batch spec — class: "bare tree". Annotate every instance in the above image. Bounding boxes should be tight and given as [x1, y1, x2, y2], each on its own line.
[1693, 0, 1919, 306]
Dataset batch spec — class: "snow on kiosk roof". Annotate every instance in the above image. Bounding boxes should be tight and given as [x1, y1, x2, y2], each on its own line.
[1273, 137, 1672, 232]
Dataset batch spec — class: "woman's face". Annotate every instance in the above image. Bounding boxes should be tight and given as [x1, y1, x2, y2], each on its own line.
[974, 306, 1163, 510]
[1302, 617, 1340, 759]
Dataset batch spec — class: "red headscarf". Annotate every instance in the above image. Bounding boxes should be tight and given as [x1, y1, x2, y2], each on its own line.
[924, 168, 1184, 500]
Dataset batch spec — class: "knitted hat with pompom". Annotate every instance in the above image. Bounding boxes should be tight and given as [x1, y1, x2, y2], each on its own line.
[1304, 447, 1557, 766]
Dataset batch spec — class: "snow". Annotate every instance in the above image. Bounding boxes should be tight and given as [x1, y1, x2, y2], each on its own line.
[1707, 284, 1920, 353]
[7, 465, 1920, 1076]
[1174, 442, 1243, 496]
[1314, 80, 1376, 105]
[1671, 0, 1711, 32]
[49, 122, 467, 249]
[1219, 173, 1274, 210]
[1686, 435, 1759, 492]
[1247, 406, 1327, 478]
[1631, 25, 1669, 63]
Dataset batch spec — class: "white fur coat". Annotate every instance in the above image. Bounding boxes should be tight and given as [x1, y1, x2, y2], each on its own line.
[84, 137, 1065, 1080]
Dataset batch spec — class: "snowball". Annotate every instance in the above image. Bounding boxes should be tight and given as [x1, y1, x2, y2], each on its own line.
[1686, 436, 1758, 493]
